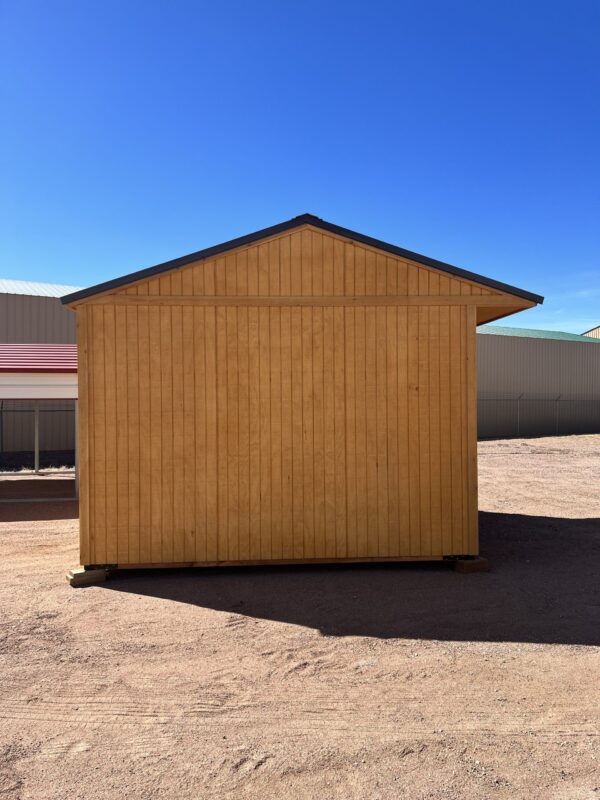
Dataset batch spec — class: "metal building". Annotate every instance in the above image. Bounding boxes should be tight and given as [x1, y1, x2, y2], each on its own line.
[0, 279, 82, 468]
[582, 325, 600, 340]
[0, 279, 81, 343]
[477, 325, 600, 438]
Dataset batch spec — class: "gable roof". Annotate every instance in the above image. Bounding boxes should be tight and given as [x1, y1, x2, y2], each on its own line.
[61, 214, 544, 306]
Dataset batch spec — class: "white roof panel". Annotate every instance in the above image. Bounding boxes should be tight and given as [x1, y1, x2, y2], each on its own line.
[0, 278, 83, 298]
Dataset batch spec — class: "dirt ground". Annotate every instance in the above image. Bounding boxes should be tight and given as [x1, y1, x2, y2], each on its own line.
[0, 436, 599, 800]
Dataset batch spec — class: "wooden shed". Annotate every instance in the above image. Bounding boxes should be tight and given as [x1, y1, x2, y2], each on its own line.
[63, 215, 542, 574]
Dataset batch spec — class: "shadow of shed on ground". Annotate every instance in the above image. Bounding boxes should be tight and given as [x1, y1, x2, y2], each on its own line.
[105, 511, 600, 646]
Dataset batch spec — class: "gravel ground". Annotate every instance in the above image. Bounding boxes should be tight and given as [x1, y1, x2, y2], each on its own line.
[0, 435, 599, 799]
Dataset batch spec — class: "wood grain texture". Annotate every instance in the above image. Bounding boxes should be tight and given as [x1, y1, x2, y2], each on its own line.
[77, 227, 481, 566]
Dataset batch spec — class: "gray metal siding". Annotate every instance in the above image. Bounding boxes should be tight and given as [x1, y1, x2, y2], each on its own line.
[0, 400, 75, 453]
[0, 294, 76, 344]
[477, 334, 600, 437]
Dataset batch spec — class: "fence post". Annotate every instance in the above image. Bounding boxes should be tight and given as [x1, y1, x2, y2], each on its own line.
[34, 401, 40, 473]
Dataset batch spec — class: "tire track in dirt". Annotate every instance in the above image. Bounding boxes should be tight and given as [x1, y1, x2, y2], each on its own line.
[1, 695, 597, 739]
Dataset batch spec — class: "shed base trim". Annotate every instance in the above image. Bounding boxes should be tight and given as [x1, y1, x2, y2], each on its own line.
[76, 555, 489, 571]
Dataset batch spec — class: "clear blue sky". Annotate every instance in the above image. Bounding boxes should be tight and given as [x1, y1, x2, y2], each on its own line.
[1, 1, 599, 331]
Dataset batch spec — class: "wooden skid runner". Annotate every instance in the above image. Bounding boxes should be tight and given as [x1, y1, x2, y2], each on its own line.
[95, 555, 452, 570]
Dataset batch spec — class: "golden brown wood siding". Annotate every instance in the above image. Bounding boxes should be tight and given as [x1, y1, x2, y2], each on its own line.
[77, 309, 90, 564]
[78, 227, 482, 566]
[82, 301, 477, 565]
[111, 227, 502, 301]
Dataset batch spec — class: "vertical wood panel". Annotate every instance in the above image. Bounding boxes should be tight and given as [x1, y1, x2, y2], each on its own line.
[104, 305, 117, 563]
[181, 269, 195, 561]
[407, 307, 420, 555]
[301, 230, 312, 296]
[418, 307, 431, 555]
[354, 307, 368, 557]
[344, 307, 357, 557]
[280, 236, 291, 296]
[259, 307, 271, 559]
[386, 306, 399, 556]
[333, 239, 344, 296]
[428, 305, 441, 555]
[125, 306, 139, 563]
[291, 307, 304, 558]
[77, 309, 90, 564]
[172, 303, 185, 562]
[438, 305, 452, 554]
[193, 305, 206, 562]
[365, 307, 378, 555]
[226, 307, 239, 561]
[91, 305, 106, 563]
[449, 305, 463, 553]
[323, 307, 336, 557]
[205, 307, 218, 561]
[270, 307, 283, 560]
[216, 307, 228, 560]
[355, 247, 366, 297]
[466, 305, 479, 554]
[333, 307, 347, 556]
[376, 307, 389, 555]
[397, 306, 410, 554]
[160, 306, 174, 562]
[182, 303, 196, 562]
[237, 306, 250, 560]
[312, 233, 324, 295]
[312, 306, 326, 558]
[301, 307, 315, 557]
[280, 307, 293, 558]
[248, 307, 261, 560]
[148, 286, 162, 563]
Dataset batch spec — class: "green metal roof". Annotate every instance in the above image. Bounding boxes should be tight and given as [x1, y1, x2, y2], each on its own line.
[478, 325, 600, 343]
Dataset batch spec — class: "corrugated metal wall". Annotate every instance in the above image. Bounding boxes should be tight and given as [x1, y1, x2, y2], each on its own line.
[0, 293, 76, 461]
[0, 294, 76, 344]
[477, 334, 600, 437]
[0, 400, 75, 453]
